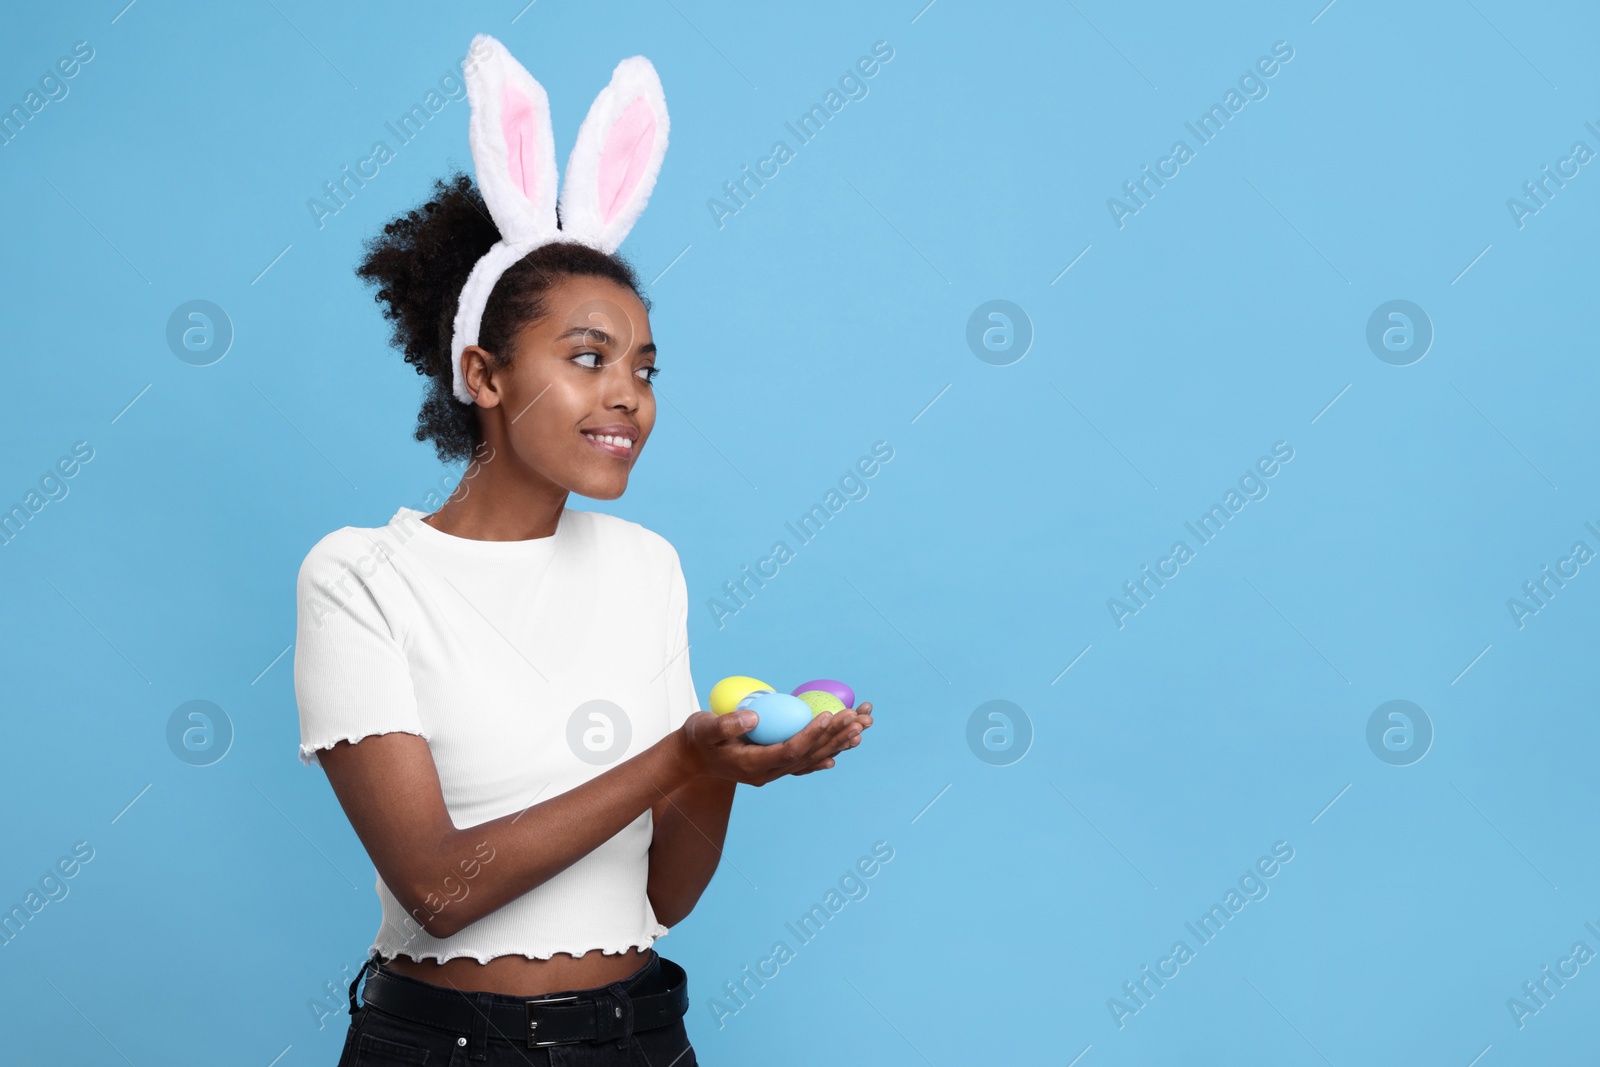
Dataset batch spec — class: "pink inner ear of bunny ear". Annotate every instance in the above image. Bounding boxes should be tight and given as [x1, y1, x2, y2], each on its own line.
[597, 97, 657, 225]
[500, 81, 542, 202]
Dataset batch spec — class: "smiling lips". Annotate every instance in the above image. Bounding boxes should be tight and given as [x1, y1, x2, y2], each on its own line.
[581, 427, 635, 457]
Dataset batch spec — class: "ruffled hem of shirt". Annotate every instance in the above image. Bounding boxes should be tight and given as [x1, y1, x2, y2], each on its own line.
[370, 924, 671, 965]
[298, 728, 431, 767]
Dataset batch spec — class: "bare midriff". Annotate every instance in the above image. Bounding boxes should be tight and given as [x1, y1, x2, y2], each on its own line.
[381, 945, 653, 997]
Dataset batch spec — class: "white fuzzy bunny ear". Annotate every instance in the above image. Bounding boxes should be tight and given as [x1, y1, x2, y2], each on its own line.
[557, 56, 669, 253]
[463, 33, 559, 246]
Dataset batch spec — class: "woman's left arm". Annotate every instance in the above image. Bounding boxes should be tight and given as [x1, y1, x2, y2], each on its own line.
[649, 547, 877, 924]
[646, 776, 737, 928]
[650, 549, 738, 927]
[645, 701, 873, 925]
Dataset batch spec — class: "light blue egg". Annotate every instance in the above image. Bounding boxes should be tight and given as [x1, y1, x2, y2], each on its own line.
[741, 692, 816, 745]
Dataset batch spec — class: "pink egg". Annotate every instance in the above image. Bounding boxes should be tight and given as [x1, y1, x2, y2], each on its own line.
[792, 678, 854, 708]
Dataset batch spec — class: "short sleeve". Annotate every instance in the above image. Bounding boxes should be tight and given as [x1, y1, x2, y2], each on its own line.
[663, 545, 700, 732]
[293, 530, 427, 768]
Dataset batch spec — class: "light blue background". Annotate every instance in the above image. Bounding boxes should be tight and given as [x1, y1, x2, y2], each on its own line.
[2, 1, 1597, 1063]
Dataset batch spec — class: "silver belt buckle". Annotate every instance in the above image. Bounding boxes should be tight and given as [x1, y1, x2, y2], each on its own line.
[526, 993, 584, 1048]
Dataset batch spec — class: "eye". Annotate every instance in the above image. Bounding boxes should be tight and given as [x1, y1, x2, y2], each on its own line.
[638, 366, 661, 385]
[572, 351, 604, 370]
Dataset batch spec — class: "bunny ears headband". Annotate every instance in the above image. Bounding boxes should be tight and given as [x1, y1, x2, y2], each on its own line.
[449, 34, 669, 405]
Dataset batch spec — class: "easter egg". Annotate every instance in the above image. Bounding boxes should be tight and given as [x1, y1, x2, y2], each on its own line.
[710, 676, 774, 717]
[797, 690, 846, 717]
[792, 678, 854, 709]
[740, 691, 816, 745]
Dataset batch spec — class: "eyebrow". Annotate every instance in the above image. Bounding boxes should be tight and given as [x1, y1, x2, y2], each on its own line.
[556, 326, 656, 356]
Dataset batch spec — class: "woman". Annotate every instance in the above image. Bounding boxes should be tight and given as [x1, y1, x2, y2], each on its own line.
[293, 41, 872, 1065]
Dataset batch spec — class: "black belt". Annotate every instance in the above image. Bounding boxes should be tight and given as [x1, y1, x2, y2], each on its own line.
[356, 954, 689, 1049]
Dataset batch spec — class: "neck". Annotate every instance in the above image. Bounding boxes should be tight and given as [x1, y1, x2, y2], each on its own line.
[423, 454, 569, 541]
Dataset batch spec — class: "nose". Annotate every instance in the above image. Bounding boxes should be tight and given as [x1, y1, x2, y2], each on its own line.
[599, 354, 643, 413]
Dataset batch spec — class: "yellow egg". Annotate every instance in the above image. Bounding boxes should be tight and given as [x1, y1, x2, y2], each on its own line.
[709, 675, 775, 717]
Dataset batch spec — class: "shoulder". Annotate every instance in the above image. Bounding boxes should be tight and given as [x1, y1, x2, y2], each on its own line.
[569, 509, 680, 564]
[295, 517, 409, 589]
[294, 518, 421, 636]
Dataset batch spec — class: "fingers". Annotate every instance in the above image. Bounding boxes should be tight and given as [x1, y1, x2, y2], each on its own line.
[777, 710, 842, 757]
[802, 734, 857, 771]
[793, 758, 836, 776]
[797, 713, 857, 761]
[822, 711, 864, 752]
[792, 738, 853, 776]
[685, 709, 755, 742]
[723, 723, 827, 778]
[787, 714, 864, 774]
[709, 703, 872, 783]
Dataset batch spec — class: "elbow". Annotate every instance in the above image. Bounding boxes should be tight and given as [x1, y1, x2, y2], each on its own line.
[395, 884, 455, 940]
[425, 912, 460, 941]
[647, 887, 694, 931]
[401, 888, 467, 941]
[397, 828, 485, 941]
[406, 895, 467, 940]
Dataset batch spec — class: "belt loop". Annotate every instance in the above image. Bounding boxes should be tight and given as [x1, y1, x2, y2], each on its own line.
[605, 981, 636, 1051]
[347, 952, 379, 1016]
[469, 990, 493, 1061]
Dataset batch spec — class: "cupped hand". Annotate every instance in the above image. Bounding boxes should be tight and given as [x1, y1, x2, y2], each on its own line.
[676, 701, 874, 786]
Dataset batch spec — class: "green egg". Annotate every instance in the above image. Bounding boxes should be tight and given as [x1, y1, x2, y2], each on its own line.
[797, 690, 846, 716]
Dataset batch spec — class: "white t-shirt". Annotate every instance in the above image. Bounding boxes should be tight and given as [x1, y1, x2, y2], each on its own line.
[292, 505, 700, 964]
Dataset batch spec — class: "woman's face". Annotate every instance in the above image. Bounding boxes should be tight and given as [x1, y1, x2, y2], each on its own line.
[470, 274, 657, 502]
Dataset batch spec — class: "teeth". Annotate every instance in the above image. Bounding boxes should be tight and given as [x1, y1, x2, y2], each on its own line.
[584, 433, 634, 449]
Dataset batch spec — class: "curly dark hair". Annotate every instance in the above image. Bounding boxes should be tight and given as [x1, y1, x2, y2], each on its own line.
[354, 171, 651, 464]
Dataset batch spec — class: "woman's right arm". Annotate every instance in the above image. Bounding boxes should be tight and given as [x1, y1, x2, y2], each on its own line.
[315, 704, 865, 940]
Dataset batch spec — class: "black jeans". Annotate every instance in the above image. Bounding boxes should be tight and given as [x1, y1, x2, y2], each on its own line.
[335, 950, 698, 1067]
